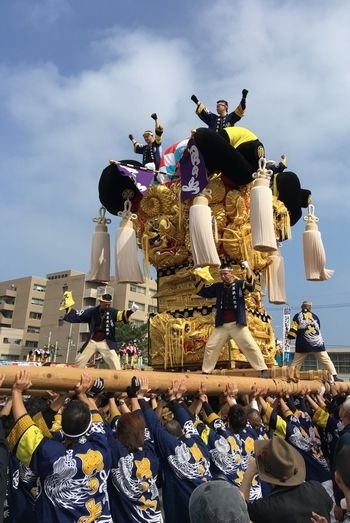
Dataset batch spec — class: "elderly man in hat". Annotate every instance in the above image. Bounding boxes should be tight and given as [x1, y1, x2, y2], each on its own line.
[288, 300, 343, 382]
[191, 89, 248, 132]
[195, 262, 268, 376]
[61, 286, 134, 370]
[128, 113, 163, 170]
[240, 437, 333, 522]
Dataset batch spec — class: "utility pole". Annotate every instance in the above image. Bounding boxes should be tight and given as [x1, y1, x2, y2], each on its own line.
[66, 322, 73, 364]
[53, 340, 58, 362]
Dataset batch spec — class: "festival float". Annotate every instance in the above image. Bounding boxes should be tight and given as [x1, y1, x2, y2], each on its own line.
[0, 123, 343, 395]
[90, 124, 340, 391]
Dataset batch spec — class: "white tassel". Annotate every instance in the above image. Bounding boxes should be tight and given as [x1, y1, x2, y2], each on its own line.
[88, 207, 111, 282]
[303, 204, 334, 281]
[189, 191, 221, 268]
[250, 158, 277, 252]
[115, 200, 144, 283]
[267, 247, 287, 304]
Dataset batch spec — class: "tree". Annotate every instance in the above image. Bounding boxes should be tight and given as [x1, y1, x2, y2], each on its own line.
[117, 322, 149, 354]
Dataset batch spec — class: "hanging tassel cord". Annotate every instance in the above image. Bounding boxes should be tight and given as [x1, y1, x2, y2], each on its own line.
[303, 203, 334, 281]
[303, 203, 319, 232]
[93, 206, 111, 231]
[118, 199, 138, 226]
[252, 157, 273, 186]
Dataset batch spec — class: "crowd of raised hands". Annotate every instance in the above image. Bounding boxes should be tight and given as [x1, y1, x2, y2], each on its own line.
[0, 370, 349, 522]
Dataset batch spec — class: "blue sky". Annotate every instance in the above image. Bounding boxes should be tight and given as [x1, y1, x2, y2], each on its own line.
[1, 0, 350, 344]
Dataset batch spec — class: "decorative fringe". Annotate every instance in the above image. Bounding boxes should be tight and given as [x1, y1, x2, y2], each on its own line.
[250, 158, 277, 252]
[267, 247, 287, 304]
[273, 196, 292, 241]
[303, 204, 334, 281]
[116, 200, 144, 283]
[87, 207, 111, 282]
[189, 191, 221, 268]
[141, 232, 151, 280]
[165, 319, 188, 369]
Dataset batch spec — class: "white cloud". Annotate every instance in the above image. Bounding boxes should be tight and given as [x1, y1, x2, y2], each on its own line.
[1, 0, 350, 342]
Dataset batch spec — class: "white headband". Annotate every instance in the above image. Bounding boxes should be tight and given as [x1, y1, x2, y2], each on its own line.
[62, 415, 92, 439]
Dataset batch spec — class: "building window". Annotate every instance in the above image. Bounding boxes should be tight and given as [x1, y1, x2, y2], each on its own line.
[3, 338, 21, 345]
[0, 296, 15, 305]
[301, 353, 350, 376]
[148, 305, 158, 314]
[31, 298, 45, 306]
[130, 284, 146, 295]
[128, 301, 145, 311]
[0, 310, 13, 318]
[25, 341, 38, 348]
[29, 312, 42, 320]
[33, 284, 46, 292]
[84, 298, 96, 307]
[149, 289, 157, 297]
[27, 326, 40, 334]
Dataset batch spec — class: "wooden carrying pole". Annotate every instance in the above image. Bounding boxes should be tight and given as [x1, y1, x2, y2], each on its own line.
[0, 366, 348, 396]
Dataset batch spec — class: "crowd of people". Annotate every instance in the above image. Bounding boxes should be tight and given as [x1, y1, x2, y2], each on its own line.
[7, 92, 343, 522]
[1, 369, 350, 522]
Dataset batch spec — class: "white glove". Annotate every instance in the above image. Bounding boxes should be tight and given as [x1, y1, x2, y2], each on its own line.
[131, 302, 139, 312]
[241, 261, 249, 269]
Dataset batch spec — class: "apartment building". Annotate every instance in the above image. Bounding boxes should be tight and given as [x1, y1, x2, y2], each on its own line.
[0, 276, 48, 359]
[0, 271, 157, 363]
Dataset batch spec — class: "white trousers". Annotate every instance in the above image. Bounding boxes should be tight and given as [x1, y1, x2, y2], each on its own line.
[74, 340, 121, 370]
[292, 351, 336, 375]
[202, 322, 268, 373]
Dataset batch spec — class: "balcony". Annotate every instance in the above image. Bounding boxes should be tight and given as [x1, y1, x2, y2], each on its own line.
[83, 288, 97, 299]
[0, 302, 15, 313]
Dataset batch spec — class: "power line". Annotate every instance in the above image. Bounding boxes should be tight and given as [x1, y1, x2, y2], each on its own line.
[266, 302, 350, 313]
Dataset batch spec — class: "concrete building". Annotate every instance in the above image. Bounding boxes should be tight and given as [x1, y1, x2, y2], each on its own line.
[0, 327, 23, 361]
[0, 276, 48, 357]
[0, 271, 157, 363]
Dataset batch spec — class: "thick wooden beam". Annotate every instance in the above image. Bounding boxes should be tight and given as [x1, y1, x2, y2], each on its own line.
[0, 365, 348, 396]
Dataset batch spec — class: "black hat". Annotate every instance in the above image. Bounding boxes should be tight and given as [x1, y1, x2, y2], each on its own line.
[274, 171, 312, 226]
[98, 161, 142, 215]
[98, 293, 113, 303]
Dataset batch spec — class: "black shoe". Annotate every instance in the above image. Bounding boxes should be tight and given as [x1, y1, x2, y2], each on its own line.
[202, 371, 210, 375]
[333, 375, 344, 382]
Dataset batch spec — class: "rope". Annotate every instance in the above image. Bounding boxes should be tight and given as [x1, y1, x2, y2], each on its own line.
[252, 157, 273, 181]
[92, 206, 111, 225]
[117, 199, 137, 221]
